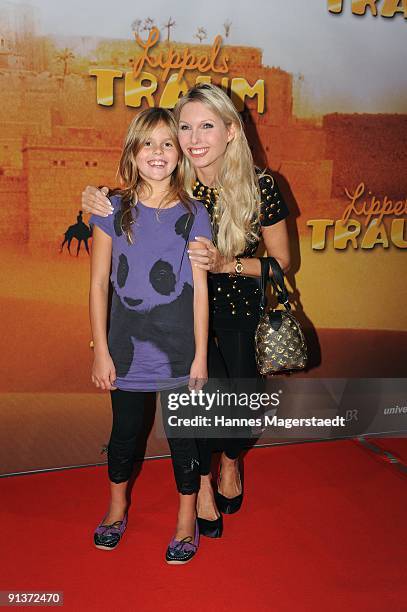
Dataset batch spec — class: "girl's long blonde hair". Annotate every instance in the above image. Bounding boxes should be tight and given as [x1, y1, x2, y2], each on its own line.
[112, 107, 194, 244]
[173, 84, 261, 258]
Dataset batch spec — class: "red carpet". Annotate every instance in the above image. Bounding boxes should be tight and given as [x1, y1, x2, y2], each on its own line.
[1, 441, 406, 612]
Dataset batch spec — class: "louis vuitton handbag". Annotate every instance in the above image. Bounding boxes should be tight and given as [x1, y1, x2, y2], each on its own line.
[255, 257, 308, 375]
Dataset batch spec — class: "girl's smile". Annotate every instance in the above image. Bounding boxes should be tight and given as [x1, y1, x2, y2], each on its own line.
[136, 123, 179, 184]
[147, 159, 167, 167]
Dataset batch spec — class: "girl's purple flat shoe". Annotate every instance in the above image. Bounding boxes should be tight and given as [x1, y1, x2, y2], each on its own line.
[94, 512, 128, 550]
[165, 520, 199, 565]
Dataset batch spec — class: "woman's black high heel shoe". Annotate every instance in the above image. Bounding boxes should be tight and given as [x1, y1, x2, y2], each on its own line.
[197, 514, 223, 538]
[215, 460, 244, 515]
[197, 480, 223, 537]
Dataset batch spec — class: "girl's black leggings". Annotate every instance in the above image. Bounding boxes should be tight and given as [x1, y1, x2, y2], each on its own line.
[197, 328, 259, 475]
[108, 388, 200, 495]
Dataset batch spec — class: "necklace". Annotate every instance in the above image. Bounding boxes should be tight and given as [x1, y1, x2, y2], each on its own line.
[193, 180, 221, 223]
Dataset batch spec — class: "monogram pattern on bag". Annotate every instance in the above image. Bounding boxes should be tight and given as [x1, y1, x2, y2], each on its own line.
[255, 311, 307, 375]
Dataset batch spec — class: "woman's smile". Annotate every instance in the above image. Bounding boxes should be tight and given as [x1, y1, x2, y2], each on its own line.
[177, 101, 235, 180]
[188, 146, 210, 158]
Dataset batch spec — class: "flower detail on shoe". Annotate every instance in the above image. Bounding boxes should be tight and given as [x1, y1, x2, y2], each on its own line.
[165, 521, 199, 564]
[94, 513, 128, 550]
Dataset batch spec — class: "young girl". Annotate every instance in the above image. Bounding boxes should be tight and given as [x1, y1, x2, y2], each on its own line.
[89, 107, 212, 564]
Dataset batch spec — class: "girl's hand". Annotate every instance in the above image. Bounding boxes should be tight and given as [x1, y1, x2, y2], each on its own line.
[188, 236, 231, 273]
[189, 357, 208, 392]
[92, 352, 117, 391]
[82, 186, 113, 217]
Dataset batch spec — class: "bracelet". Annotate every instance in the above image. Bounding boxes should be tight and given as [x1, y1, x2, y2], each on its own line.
[234, 257, 243, 275]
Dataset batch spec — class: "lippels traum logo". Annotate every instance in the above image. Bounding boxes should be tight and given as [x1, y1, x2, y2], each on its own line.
[90, 27, 265, 112]
[328, 0, 407, 18]
[307, 182, 407, 250]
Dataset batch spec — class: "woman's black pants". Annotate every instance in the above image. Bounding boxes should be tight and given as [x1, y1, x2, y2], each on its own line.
[197, 327, 259, 476]
[107, 388, 200, 495]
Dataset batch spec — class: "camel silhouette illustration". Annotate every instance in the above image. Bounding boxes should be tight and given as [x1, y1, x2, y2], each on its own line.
[60, 211, 93, 256]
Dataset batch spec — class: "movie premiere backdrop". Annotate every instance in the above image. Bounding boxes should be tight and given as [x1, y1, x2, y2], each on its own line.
[0, 0, 406, 475]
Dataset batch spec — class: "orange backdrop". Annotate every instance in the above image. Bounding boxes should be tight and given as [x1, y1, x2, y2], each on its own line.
[0, 0, 406, 475]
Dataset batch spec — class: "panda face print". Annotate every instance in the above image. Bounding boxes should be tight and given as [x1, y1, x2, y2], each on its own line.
[175, 213, 193, 240]
[149, 259, 176, 295]
[117, 256, 184, 312]
[124, 297, 143, 307]
[113, 209, 122, 237]
[117, 254, 129, 288]
[108, 284, 195, 379]
[112, 206, 195, 313]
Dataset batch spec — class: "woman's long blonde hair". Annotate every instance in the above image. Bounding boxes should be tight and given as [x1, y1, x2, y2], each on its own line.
[112, 107, 194, 244]
[173, 84, 261, 258]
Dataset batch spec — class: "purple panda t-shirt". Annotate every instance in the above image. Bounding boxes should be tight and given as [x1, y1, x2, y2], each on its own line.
[90, 195, 212, 391]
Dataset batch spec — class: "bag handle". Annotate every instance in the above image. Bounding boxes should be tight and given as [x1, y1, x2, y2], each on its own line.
[259, 257, 291, 314]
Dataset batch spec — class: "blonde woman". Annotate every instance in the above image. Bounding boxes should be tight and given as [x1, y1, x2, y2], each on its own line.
[82, 84, 290, 539]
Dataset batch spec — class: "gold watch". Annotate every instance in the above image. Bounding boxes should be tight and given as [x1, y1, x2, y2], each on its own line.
[234, 257, 243, 275]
